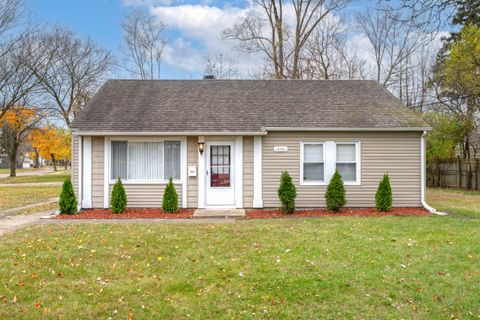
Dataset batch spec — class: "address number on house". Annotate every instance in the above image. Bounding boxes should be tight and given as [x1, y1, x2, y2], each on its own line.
[273, 146, 288, 152]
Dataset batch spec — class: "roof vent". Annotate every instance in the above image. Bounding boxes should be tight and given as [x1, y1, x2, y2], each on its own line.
[203, 75, 215, 79]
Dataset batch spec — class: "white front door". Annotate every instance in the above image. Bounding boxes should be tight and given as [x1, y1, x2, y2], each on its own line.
[205, 141, 235, 206]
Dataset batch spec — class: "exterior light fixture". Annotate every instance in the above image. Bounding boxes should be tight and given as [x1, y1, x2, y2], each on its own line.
[198, 141, 205, 155]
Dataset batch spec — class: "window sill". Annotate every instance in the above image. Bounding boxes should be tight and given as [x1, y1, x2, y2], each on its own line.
[109, 180, 182, 185]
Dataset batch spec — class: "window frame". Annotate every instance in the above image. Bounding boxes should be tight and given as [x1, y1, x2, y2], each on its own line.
[109, 137, 182, 184]
[300, 141, 326, 185]
[334, 141, 361, 185]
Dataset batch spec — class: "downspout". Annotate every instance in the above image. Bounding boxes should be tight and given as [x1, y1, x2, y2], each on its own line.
[421, 131, 447, 215]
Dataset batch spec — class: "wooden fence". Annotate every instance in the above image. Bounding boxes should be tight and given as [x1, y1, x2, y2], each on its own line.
[427, 157, 480, 189]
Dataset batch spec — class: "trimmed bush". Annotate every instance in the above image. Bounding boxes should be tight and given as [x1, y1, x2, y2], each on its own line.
[375, 173, 393, 212]
[277, 171, 297, 214]
[111, 177, 127, 214]
[325, 169, 346, 212]
[162, 177, 178, 213]
[59, 177, 77, 214]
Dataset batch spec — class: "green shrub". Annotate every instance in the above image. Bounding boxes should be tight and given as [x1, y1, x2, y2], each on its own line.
[162, 177, 178, 213]
[59, 177, 77, 214]
[325, 169, 346, 212]
[111, 177, 127, 214]
[277, 171, 297, 214]
[375, 173, 393, 212]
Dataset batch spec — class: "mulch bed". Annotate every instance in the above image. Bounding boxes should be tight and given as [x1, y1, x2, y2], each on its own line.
[56, 208, 194, 219]
[246, 207, 431, 219]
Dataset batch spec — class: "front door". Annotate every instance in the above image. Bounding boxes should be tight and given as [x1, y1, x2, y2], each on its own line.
[205, 141, 235, 206]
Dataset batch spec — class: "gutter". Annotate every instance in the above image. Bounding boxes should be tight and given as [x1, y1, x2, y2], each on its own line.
[421, 130, 447, 215]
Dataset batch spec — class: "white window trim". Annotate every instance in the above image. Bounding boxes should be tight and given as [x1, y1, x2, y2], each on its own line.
[300, 142, 327, 185]
[109, 138, 183, 185]
[334, 141, 361, 186]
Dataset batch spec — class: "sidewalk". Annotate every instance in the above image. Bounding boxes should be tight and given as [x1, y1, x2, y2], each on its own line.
[0, 182, 62, 187]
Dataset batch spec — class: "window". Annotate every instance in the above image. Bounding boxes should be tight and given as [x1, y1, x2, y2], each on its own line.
[111, 140, 181, 181]
[336, 143, 357, 182]
[302, 143, 324, 182]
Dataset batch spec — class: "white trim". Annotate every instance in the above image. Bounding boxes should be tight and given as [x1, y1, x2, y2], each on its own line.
[300, 142, 327, 185]
[103, 137, 109, 208]
[78, 136, 82, 211]
[421, 131, 445, 215]
[265, 127, 432, 132]
[108, 138, 182, 183]
[82, 137, 92, 208]
[253, 136, 263, 208]
[235, 136, 243, 208]
[334, 141, 361, 186]
[73, 131, 267, 136]
[198, 138, 206, 208]
[181, 137, 187, 208]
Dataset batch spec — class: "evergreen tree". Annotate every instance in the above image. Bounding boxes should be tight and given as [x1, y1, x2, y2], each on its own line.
[375, 174, 393, 212]
[111, 177, 127, 213]
[325, 170, 346, 212]
[277, 171, 297, 214]
[59, 177, 77, 214]
[162, 177, 178, 213]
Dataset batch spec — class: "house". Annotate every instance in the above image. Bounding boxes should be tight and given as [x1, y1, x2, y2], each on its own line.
[70, 80, 432, 210]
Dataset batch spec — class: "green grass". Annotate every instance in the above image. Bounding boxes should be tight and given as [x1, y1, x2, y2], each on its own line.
[0, 186, 61, 211]
[0, 170, 70, 184]
[0, 217, 479, 319]
[427, 187, 480, 219]
[0, 167, 36, 174]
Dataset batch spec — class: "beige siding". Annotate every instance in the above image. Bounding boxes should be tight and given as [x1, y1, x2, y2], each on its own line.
[72, 135, 79, 200]
[91, 137, 104, 208]
[243, 136, 254, 208]
[262, 131, 422, 208]
[108, 183, 182, 208]
[187, 136, 198, 208]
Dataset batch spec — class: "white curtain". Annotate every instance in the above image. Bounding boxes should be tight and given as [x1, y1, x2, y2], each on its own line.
[304, 144, 323, 162]
[128, 142, 163, 180]
[111, 141, 127, 179]
[336, 144, 356, 181]
[164, 141, 181, 179]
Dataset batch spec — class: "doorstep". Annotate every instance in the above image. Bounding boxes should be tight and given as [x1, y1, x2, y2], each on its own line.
[193, 208, 246, 218]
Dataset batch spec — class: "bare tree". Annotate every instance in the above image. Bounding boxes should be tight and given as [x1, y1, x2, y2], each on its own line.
[122, 8, 167, 79]
[203, 54, 239, 79]
[302, 17, 368, 79]
[355, 9, 428, 89]
[27, 27, 114, 127]
[223, 0, 348, 79]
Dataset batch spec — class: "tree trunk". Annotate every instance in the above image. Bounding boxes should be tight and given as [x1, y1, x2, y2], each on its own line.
[64, 160, 68, 170]
[51, 153, 57, 171]
[8, 152, 16, 177]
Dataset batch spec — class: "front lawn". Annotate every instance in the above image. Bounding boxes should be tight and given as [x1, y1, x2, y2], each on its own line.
[427, 187, 480, 218]
[0, 186, 61, 211]
[0, 217, 478, 319]
[0, 170, 70, 184]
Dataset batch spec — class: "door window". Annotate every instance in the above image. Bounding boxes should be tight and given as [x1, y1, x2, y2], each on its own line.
[210, 145, 231, 187]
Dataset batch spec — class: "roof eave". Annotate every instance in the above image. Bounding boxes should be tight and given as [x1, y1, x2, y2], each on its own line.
[264, 126, 432, 132]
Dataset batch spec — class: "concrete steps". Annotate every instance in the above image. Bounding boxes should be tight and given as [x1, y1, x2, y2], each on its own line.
[193, 209, 245, 218]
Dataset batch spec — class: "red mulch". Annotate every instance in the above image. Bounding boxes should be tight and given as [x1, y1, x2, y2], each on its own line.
[246, 207, 431, 219]
[57, 208, 194, 219]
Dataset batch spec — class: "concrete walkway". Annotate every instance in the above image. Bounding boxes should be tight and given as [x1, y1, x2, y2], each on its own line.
[0, 210, 56, 236]
[0, 182, 62, 187]
[194, 208, 246, 218]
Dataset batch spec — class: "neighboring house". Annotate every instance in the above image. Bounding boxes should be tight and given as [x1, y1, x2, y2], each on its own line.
[70, 80, 431, 210]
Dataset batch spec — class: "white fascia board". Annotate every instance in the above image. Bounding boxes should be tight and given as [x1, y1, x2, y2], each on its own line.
[253, 136, 263, 208]
[72, 131, 268, 136]
[265, 127, 432, 132]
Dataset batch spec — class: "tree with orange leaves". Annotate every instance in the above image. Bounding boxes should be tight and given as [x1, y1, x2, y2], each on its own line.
[30, 126, 71, 172]
[1, 106, 44, 177]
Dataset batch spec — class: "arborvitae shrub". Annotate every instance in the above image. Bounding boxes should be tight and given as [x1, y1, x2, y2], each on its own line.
[277, 171, 297, 214]
[111, 177, 127, 214]
[375, 173, 393, 212]
[162, 177, 178, 213]
[325, 169, 346, 212]
[59, 177, 77, 214]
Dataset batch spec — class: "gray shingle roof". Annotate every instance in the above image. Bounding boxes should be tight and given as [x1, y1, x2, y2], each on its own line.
[70, 79, 429, 133]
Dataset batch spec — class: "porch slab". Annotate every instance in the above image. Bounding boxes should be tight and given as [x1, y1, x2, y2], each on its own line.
[193, 209, 246, 218]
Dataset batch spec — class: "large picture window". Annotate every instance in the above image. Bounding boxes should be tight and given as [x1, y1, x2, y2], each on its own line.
[301, 143, 324, 182]
[111, 140, 181, 181]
